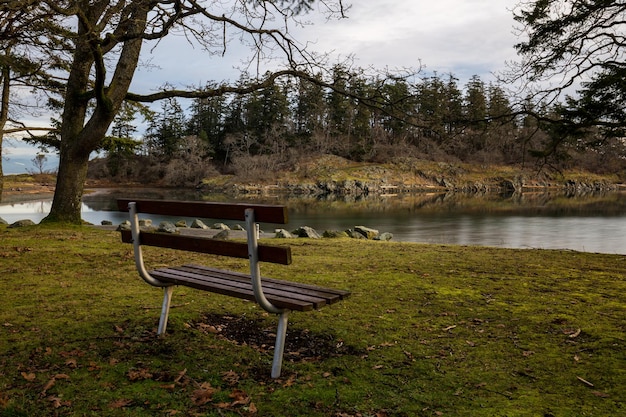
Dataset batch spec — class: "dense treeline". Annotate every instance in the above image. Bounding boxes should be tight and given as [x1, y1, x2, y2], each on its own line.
[95, 68, 626, 186]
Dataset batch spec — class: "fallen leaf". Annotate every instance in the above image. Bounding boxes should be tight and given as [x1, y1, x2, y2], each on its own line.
[222, 370, 240, 386]
[443, 325, 457, 331]
[282, 374, 296, 387]
[41, 378, 56, 395]
[21, 372, 36, 382]
[88, 362, 101, 372]
[127, 368, 153, 381]
[174, 368, 187, 384]
[47, 396, 71, 408]
[229, 389, 250, 406]
[248, 402, 258, 413]
[592, 391, 610, 398]
[109, 399, 133, 409]
[192, 382, 216, 405]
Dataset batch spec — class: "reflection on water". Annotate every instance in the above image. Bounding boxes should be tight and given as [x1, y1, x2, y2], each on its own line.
[2, 189, 625, 254]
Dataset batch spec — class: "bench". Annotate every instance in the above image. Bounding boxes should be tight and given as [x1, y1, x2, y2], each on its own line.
[116, 199, 350, 378]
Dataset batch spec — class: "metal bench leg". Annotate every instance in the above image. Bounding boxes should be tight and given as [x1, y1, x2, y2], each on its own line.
[271, 311, 289, 378]
[157, 286, 174, 335]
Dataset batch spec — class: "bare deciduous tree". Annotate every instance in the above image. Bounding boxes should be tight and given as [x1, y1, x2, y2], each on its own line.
[8, 0, 348, 223]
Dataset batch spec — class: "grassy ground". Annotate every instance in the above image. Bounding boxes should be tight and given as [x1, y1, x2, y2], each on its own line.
[0, 224, 625, 416]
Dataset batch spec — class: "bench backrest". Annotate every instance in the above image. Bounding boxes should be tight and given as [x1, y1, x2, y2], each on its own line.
[117, 199, 292, 265]
[117, 199, 288, 223]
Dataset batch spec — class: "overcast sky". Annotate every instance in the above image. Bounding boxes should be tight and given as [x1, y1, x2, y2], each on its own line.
[132, 0, 521, 93]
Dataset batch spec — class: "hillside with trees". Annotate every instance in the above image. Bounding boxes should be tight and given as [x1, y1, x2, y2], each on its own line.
[89, 68, 626, 189]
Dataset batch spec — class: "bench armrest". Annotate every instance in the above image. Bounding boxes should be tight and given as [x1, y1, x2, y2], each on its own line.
[246, 208, 284, 314]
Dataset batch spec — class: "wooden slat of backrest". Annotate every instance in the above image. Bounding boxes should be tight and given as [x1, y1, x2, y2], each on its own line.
[120, 230, 292, 265]
[117, 199, 288, 224]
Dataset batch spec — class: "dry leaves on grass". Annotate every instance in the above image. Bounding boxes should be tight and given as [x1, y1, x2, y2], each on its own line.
[192, 382, 217, 406]
[127, 368, 153, 381]
[41, 373, 70, 396]
[109, 398, 133, 409]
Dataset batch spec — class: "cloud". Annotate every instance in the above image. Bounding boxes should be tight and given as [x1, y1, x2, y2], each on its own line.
[296, 0, 519, 83]
[132, 0, 520, 92]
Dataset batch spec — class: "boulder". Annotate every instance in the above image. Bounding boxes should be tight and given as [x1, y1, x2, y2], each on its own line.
[374, 232, 394, 241]
[213, 229, 231, 240]
[212, 222, 231, 230]
[139, 219, 152, 227]
[158, 221, 179, 234]
[0, 217, 7, 225]
[191, 219, 209, 229]
[8, 219, 36, 228]
[117, 221, 131, 231]
[232, 224, 245, 231]
[293, 226, 321, 239]
[275, 228, 296, 238]
[345, 229, 366, 239]
[101, 220, 113, 226]
[323, 230, 349, 238]
[175, 220, 188, 228]
[355, 225, 379, 239]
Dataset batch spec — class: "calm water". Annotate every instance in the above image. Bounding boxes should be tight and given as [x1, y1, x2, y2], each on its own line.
[2, 188, 626, 254]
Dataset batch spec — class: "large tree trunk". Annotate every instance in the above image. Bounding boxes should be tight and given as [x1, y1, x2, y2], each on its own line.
[45, 149, 90, 224]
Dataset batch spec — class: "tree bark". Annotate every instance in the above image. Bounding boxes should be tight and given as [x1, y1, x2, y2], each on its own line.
[45, 150, 90, 223]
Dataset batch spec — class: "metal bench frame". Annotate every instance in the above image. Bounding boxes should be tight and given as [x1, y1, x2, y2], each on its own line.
[118, 199, 349, 378]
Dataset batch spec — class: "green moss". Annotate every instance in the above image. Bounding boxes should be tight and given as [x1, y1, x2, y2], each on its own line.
[0, 225, 624, 416]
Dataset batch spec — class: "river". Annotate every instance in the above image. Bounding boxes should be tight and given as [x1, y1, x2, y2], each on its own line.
[1, 188, 626, 254]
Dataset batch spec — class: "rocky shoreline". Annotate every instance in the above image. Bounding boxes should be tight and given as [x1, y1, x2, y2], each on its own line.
[101, 218, 394, 242]
[203, 176, 625, 198]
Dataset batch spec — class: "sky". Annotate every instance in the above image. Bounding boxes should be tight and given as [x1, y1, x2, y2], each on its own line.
[3, 0, 521, 174]
[132, 0, 521, 92]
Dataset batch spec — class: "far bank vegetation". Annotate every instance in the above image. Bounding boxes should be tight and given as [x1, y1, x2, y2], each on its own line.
[88, 70, 626, 188]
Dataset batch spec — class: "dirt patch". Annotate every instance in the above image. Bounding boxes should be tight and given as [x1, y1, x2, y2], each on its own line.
[193, 313, 362, 362]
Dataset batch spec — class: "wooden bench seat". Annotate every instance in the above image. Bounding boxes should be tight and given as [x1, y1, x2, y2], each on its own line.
[149, 264, 349, 311]
[117, 199, 350, 378]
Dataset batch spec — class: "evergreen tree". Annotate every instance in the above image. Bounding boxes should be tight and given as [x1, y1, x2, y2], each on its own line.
[326, 65, 352, 138]
[144, 99, 186, 159]
[443, 74, 464, 136]
[293, 75, 326, 138]
[416, 74, 447, 142]
[187, 87, 226, 159]
[464, 75, 488, 152]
